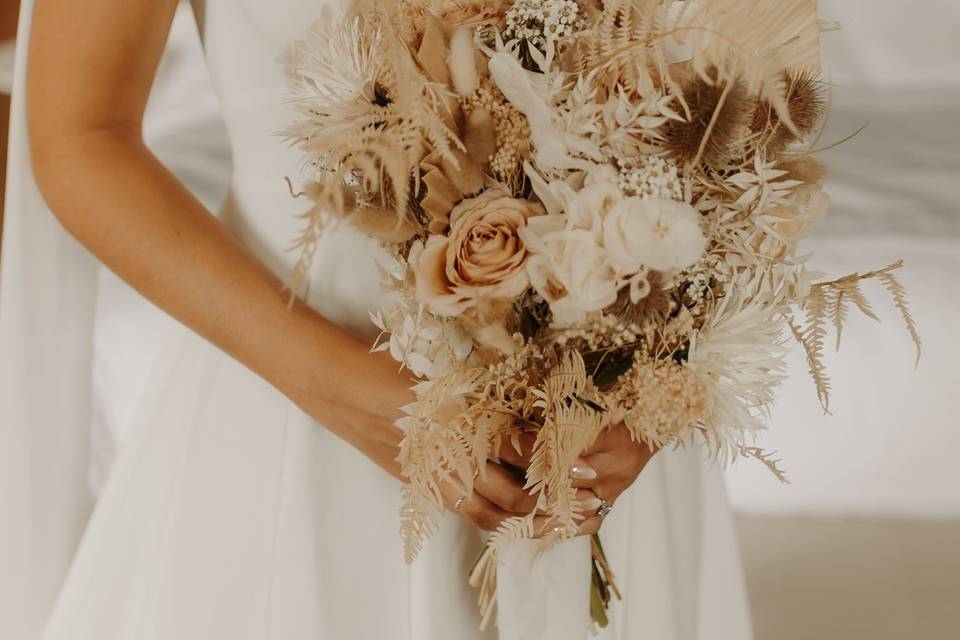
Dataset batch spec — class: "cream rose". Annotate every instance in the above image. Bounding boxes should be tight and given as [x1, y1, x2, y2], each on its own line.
[603, 197, 707, 273]
[410, 190, 541, 316]
[522, 216, 620, 327]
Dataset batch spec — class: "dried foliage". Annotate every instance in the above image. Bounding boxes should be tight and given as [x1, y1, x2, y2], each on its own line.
[282, 0, 919, 627]
[739, 445, 790, 483]
[662, 71, 750, 168]
[751, 70, 827, 154]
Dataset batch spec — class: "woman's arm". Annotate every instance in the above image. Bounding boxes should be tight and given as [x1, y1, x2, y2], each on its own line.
[28, 0, 537, 531]
[28, 0, 409, 469]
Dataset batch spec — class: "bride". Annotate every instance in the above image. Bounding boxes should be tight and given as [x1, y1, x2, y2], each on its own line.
[3, 0, 752, 638]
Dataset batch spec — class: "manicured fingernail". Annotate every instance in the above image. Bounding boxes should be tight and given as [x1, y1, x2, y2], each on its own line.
[582, 496, 602, 511]
[569, 464, 597, 480]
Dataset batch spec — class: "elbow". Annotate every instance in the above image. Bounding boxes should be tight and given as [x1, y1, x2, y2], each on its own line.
[27, 109, 141, 219]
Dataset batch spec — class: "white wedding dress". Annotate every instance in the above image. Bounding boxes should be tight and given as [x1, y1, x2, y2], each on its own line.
[1, 1, 753, 639]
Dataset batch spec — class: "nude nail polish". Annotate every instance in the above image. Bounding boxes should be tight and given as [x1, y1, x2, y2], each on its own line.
[569, 464, 597, 480]
[582, 496, 602, 511]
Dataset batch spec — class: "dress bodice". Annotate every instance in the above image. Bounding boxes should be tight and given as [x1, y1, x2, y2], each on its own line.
[192, 0, 385, 339]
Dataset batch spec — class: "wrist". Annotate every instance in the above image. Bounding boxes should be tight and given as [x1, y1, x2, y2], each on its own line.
[271, 299, 413, 433]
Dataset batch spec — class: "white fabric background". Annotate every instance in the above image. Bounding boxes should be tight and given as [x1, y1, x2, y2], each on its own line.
[724, 1, 960, 518]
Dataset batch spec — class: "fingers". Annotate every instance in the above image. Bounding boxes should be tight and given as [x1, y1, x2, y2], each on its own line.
[475, 462, 539, 515]
[457, 494, 555, 534]
[569, 457, 599, 488]
[577, 488, 602, 514]
[453, 484, 605, 536]
[587, 447, 654, 482]
[577, 516, 603, 537]
[456, 492, 514, 532]
[495, 431, 536, 470]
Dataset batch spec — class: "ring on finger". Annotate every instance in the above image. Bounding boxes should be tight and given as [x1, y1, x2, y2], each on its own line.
[590, 488, 613, 518]
[453, 495, 467, 512]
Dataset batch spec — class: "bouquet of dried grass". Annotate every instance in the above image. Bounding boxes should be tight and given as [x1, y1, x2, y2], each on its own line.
[283, 0, 920, 627]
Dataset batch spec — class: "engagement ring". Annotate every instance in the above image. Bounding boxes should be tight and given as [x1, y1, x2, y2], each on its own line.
[591, 489, 613, 518]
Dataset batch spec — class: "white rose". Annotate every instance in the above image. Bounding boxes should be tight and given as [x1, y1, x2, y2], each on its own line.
[565, 181, 621, 238]
[603, 197, 707, 272]
[522, 219, 619, 326]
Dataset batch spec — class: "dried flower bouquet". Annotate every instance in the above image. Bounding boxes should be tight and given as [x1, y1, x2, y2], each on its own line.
[283, 0, 920, 627]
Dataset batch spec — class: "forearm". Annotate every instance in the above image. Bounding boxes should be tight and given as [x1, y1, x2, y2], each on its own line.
[32, 127, 407, 440]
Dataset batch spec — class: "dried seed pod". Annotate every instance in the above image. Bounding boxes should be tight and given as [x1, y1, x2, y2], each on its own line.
[662, 72, 750, 168]
[751, 70, 826, 154]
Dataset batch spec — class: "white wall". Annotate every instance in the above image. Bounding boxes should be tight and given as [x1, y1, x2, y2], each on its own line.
[725, 0, 960, 519]
[819, 0, 960, 89]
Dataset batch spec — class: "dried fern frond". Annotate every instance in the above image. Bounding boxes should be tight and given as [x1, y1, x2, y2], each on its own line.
[876, 267, 922, 367]
[739, 445, 790, 483]
[399, 369, 492, 562]
[827, 286, 849, 352]
[574, 0, 658, 97]
[812, 260, 921, 367]
[526, 351, 605, 534]
[791, 290, 832, 413]
[487, 513, 537, 554]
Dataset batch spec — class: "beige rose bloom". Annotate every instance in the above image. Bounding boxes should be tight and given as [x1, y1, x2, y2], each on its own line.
[410, 190, 541, 316]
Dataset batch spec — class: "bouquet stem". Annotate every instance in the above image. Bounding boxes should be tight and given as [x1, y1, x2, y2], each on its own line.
[590, 533, 622, 628]
[467, 534, 622, 630]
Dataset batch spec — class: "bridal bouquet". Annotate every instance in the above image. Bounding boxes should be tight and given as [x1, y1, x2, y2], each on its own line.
[283, 0, 920, 626]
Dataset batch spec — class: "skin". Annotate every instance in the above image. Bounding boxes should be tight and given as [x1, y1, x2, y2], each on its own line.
[27, 0, 654, 538]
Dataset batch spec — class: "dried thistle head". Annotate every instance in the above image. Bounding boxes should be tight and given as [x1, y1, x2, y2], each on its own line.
[751, 70, 826, 155]
[662, 71, 750, 169]
[606, 271, 672, 327]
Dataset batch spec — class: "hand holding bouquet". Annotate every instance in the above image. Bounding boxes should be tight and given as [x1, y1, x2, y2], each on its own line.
[283, 0, 920, 625]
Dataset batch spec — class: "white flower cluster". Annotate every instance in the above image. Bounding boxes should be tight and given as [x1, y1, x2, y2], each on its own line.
[374, 300, 475, 379]
[504, 0, 581, 48]
[618, 155, 686, 201]
[522, 165, 708, 325]
[674, 254, 733, 315]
